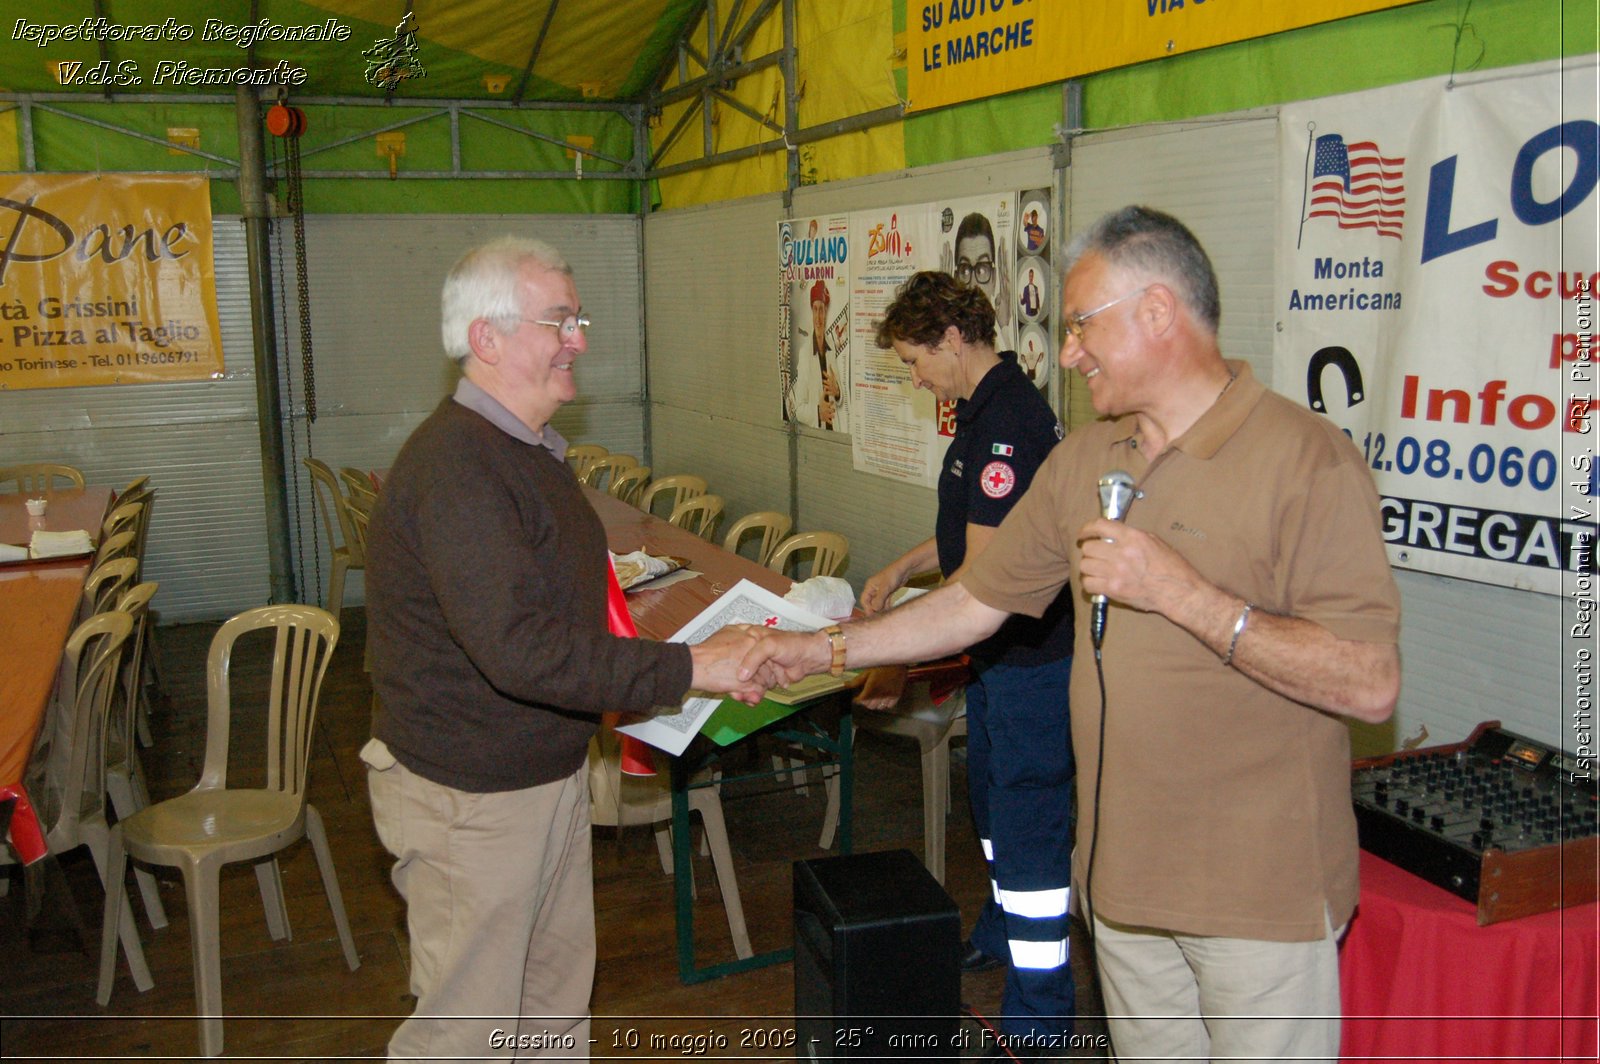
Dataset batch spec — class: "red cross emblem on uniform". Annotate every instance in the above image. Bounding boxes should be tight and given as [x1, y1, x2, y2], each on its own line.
[763, 615, 780, 627]
[980, 461, 1016, 498]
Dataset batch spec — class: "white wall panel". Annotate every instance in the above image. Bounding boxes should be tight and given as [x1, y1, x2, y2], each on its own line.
[644, 195, 786, 429]
[1068, 116, 1277, 426]
[795, 430, 940, 586]
[643, 194, 796, 551]
[283, 213, 646, 610]
[647, 404, 789, 534]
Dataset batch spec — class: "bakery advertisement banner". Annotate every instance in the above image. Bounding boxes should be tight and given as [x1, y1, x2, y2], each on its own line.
[0, 173, 225, 390]
[1276, 59, 1597, 595]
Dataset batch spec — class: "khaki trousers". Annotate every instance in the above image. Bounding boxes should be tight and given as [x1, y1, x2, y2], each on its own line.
[1093, 911, 1343, 1063]
[364, 740, 595, 1062]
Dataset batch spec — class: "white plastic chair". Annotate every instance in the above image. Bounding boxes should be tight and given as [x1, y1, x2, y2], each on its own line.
[766, 531, 849, 581]
[82, 557, 139, 617]
[565, 443, 608, 481]
[833, 690, 967, 883]
[97, 605, 359, 1056]
[668, 493, 724, 541]
[579, 453, 639, 492]
[819, 587, 969, 881]
[608, 464, 652, 507]
[722, 511, 792, 565]
[34, 610, 155, 993]
[93, 529, 137, 569]
[103, 581, 168, 929]
[302, 458, 364, 621]
[638, 474, 707, 520]
[0, 462, 84, 493]
[587, 729, 752, 960]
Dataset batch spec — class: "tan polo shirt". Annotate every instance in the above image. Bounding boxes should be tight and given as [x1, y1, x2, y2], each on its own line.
[961, 361, 1401, 941]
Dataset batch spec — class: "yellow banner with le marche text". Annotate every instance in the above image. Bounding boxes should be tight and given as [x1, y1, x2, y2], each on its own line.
[907, 0, 1423, 113]
[0, 173, 225, 390]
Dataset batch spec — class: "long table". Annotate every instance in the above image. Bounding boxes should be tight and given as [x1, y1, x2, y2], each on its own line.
[0, 486, 112, 864]
[0, 486, 113, 551]
[585, 487, 855, 982]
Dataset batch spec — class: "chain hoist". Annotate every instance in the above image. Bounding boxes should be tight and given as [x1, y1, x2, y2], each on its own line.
[268, 99, 318, 603]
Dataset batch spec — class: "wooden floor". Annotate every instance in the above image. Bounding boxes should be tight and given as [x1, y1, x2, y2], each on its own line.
[0, 610, 1108, 1060]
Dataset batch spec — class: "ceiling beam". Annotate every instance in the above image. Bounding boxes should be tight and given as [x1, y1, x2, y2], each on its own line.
[513, 0, 562, 105]
[649, 103, 903, 181]
[643, 0, 711, 109]
[648, 50, 780, 110]
[0, 91, 639, 115]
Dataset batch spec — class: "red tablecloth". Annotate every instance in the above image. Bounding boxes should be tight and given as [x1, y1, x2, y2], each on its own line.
[1341, 850, 1598, 1061]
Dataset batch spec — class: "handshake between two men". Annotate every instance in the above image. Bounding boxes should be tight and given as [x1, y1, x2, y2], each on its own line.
[685, 579, 1008, 707]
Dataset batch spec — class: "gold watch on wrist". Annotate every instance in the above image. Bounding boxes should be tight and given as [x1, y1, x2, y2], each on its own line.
[823, 624, 847, 677]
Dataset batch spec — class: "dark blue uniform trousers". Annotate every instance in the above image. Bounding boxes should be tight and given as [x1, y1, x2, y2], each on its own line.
[966, 655, 1076, 1039]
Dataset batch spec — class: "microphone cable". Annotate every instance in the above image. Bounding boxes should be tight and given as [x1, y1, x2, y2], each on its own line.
[1083, 635, 1108, 950]
[1081, 634, 1117, 1060]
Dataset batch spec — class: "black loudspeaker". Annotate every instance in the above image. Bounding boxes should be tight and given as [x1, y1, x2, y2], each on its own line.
[794, 848, 961, 1062]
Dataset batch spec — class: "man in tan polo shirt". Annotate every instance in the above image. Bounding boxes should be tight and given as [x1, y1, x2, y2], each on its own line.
[741, 206, 1401, 1063]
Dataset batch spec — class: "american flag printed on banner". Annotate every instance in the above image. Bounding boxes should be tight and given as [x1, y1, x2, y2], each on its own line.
[1303, 133, 1406, 240]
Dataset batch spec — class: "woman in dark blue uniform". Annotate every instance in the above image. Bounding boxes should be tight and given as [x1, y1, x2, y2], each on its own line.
[862, 271, 1077, 1052]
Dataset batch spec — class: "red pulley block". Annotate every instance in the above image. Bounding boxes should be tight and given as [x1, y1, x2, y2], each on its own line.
[266, 104, 307, 138]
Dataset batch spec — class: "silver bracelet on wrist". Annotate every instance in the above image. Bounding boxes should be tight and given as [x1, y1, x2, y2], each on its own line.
[1222, 602, 1254, 667]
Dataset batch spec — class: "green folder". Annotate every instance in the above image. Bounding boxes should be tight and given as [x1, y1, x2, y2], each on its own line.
[699, 672, 857, 745]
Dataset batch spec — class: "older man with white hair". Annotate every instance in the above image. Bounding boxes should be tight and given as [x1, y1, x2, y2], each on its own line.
[362, 237, 757, 1061]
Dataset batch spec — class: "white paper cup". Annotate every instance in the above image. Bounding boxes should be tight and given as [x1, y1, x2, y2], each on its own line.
[24, 498, 47, 517]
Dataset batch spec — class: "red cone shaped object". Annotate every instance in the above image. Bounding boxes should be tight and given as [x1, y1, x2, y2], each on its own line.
[604, 558, 658, 777]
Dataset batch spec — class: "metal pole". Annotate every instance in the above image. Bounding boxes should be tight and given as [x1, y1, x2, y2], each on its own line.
[781, 0, 800, 527]
[234, 86, 297, 604]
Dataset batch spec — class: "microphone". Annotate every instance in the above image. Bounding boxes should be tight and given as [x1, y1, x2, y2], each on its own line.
[1091, 471, 1138, 650]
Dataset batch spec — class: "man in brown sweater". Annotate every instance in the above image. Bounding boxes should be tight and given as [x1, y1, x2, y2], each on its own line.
[361, 236, 757, 1061]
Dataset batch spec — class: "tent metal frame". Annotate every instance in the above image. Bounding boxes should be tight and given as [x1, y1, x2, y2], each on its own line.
[0, 0, 907, 197]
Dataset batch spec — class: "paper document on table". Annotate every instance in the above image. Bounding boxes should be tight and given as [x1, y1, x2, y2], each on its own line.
[617, 578, 837, 756]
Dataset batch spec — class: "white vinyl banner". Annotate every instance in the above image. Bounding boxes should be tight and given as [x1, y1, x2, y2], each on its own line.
[1277, 60, 1597, 596]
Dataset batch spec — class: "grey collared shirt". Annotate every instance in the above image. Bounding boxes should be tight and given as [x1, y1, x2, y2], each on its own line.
[451, 376, 568, 460]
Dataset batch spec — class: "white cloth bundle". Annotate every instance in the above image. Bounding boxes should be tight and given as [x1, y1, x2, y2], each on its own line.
[30, 529, 94, 559]
[610, 550, 675, 589]
[783, 576, 856, 621]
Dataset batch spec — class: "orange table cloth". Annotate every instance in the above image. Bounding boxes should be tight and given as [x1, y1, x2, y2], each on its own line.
[0, 559, 94, 862]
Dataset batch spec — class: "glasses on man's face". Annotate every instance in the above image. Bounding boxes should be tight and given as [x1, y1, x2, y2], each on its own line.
[1063, 286, 1147, 342]
[521, 314, 591, 340]
[955, 259, 995, 286]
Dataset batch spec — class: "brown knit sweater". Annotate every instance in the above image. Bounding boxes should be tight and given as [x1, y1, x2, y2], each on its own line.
[365, 396, 693, 793]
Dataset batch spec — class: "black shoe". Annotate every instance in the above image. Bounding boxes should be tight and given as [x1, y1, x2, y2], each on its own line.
[960, 939, 1004, 973]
